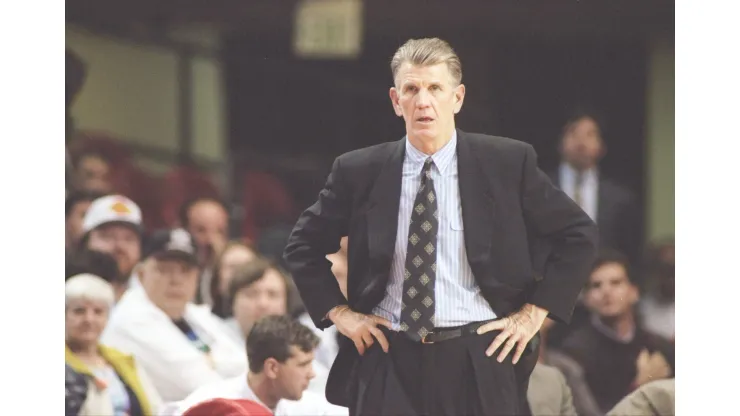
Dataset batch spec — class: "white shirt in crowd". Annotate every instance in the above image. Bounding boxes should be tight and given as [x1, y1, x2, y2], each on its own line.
[172, 372, 349, 416]
[101, 286, 247, 402]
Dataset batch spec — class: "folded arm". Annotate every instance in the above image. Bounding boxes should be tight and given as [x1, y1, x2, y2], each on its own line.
[520, 144, 599, 323]
[283, 157, 351, 329]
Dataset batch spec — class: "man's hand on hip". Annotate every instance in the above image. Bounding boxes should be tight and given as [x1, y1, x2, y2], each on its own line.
[328, 305, 392, 356]
[476, 303, 549, 364]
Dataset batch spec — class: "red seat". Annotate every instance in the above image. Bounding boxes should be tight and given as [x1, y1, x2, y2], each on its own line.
[240, 171, 296, 241]
[160, 165, 221, 227]
[126, 167, 166, 230]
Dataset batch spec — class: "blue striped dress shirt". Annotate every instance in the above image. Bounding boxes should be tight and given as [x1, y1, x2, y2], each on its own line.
[372, 132, 497, 329]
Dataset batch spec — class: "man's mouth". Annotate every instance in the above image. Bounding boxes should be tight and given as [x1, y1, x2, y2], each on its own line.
[417, 117, 434, 123]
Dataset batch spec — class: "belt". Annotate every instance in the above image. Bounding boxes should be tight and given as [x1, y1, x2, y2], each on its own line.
[414, 319, 496, 345]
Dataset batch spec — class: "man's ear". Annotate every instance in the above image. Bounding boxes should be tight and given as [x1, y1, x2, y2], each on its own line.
[389, 87, 403, 117]
[263, 358, 280, 380]
[453, 83, 466, 114]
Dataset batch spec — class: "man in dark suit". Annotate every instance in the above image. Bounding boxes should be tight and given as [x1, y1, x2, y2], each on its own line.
[283, 38, 598, 416]
[551, 111, 641, 270]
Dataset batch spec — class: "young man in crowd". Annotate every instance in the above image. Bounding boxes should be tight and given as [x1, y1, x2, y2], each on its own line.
[176, 315, 347, 416]
[223, 257, 294, 344]
[559, 250, 675, 412]
[223, 257, 331, 395]
[102, 228, 246, 402]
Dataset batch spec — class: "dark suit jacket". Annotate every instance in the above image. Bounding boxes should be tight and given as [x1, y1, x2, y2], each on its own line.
[550, 170, 641, 271]
[284, 130, 598, 406]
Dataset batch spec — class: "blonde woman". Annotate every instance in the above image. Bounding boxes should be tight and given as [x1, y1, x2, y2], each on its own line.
[65, 274, 162, 416]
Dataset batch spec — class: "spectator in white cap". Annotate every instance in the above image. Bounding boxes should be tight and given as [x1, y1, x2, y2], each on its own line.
[102, 228, 247, 403]
[80, 194, 143, 301]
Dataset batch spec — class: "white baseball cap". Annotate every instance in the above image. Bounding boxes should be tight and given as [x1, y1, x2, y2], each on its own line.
[82, 194, 143, 234]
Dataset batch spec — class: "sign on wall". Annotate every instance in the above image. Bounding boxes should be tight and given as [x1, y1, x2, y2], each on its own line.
[293, 0, 363, 59]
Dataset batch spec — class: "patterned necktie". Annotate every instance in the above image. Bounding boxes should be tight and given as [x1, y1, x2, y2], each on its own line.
[400, 157, 438, 341]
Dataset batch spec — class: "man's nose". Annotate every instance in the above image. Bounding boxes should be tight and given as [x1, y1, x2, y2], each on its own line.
[256, 298, 271, 311]
[113, 241, 128, 253]
[416, 89, 432, 107]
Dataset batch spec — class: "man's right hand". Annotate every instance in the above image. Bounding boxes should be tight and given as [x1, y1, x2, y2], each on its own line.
[633, 348, 671, 387]
[328, 305, 392, 355]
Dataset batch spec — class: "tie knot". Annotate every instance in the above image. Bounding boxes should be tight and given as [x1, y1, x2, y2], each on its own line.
[574, 171, 585, 186]
[422, 158, 434, 178]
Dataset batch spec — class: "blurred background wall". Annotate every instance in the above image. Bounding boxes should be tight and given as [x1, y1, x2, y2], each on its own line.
[66, 0, 674, 242]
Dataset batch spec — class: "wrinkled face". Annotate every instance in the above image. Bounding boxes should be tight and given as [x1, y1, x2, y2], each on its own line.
[218, 245, 258, 297]
[560, 117, 604, 170]
[140, 257, 199, 317]
[585, 262, 638, 319]
[232, 269, 288, 335]
[66, 298, 109, 346]
[66, 200, 92, 248]
[76, 155, 112, 193]
[187, 201, 229, 266]
[268, 346, 316, 401]
[389, 62, 465, 144]
[87, 223, 141, 277]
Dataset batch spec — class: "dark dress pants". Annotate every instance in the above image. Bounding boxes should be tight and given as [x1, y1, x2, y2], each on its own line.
[351, 326, 537, 416]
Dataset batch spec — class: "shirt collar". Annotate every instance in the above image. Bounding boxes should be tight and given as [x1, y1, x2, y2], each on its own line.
[243, 373, 275, 411]
[591, 314, 636, 343]
[404, 130, 457, 175]
[560, 163, 598, 184]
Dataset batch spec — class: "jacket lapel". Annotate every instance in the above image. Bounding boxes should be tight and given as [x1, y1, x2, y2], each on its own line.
[456, 130, 496, 268]
[357, 139, 404, 309]
[366, 138, 405, 263]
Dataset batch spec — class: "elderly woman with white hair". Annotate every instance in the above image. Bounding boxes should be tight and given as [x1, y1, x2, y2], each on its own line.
[65, 273, 162, 416]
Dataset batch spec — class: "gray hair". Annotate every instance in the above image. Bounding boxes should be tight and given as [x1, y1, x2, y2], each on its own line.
[65, 273, 115, 308]
[390, 38, 462, 86]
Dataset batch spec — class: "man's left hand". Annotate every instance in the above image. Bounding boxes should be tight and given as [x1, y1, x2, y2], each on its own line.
[477, 303, 549, 364]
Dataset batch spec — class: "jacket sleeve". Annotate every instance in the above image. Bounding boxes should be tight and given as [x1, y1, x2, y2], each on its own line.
[283, 157, 351, 329]
[520, 144, 599, 323]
